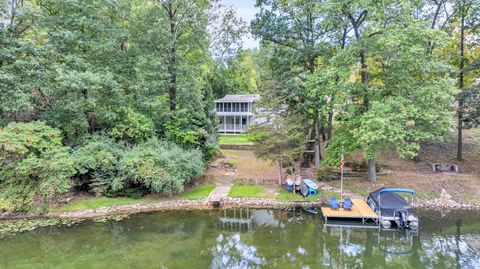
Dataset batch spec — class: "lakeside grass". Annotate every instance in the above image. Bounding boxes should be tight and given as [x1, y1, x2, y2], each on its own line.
[58, 197, 156, 212]
[180, 184, 215, 200]
[275, 189, 340, 202]
[219, 135, 253, 145]
[228, 185, 264, 198]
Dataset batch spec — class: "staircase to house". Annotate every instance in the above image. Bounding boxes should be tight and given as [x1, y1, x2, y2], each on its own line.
[300, 130, 316, 168]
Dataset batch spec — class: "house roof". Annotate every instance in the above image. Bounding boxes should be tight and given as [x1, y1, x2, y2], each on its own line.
[214, 94, 260, 103]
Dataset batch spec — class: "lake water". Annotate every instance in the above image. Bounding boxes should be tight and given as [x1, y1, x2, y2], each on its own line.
[1, 208, 479, 268]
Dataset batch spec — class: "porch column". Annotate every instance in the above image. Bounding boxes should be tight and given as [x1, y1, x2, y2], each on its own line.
[224, 115, 226, 134]
[233, 114, 236, 134]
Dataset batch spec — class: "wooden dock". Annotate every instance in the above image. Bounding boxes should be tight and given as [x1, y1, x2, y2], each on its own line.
[321, 198, 378, 224]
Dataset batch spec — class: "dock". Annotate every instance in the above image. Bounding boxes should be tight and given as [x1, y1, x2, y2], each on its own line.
[321, 198, 378, 224]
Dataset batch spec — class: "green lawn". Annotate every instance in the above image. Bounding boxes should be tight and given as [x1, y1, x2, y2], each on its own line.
[219, 135, 253, 145]
[58, 197, 156, 212]
[228, 185, 264, 197]
[275, 189, 340, 202]
[180, 184, 215, 200]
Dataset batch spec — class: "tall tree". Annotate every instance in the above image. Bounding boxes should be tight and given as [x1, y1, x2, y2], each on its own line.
[252, 0, 332, 166]
[324, 0, 456, 181]
[155, 0, 209, 111]
[453, 0, 480, 160]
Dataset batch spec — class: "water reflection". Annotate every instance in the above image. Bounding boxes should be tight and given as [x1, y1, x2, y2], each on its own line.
[211, 233, 264, 269]
[213, 208, 480, 268]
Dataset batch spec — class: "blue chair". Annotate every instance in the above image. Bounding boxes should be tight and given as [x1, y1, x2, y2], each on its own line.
[343, 198, 353, 210]
[330, 197, 339, 210]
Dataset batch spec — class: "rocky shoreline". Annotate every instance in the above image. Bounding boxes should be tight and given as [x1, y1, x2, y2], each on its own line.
[2, 195, 479, 222]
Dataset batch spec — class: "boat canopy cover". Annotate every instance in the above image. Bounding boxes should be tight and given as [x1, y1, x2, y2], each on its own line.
[369, 188, 413, 216]
[378, 188, 415, 195]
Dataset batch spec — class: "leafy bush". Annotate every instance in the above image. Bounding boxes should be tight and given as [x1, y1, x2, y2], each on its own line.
[109, 107, 155, 143]
[72, 134, 124, 195]
[114, 138, 205, 195]
[316, 166, 337, 181]
[0, 122, 76, 211]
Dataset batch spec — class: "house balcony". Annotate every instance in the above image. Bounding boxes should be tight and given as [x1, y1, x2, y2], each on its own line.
[215, 111, 253, 116]
[218, 124, 248, 133]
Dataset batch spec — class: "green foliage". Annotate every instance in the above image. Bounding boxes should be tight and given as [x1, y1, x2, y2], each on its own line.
[115, 138, 205, 195]
[72, 134, 124, 195]
[0, 122, 76, 211]
[109, 108, 155, 143]
[165, 115, 204, 148]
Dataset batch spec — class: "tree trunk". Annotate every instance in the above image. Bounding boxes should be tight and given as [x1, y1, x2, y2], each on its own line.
[360, 51, 369, 108]
[327, 111, 333, 141]
[457, 12, 465, 161]
[278, 161, 282, 186]
[367, 158, 376, 182]
[314, 111, 321, 166]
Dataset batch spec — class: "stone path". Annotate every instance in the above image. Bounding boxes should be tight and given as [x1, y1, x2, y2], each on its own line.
[208, 185, 232, 201]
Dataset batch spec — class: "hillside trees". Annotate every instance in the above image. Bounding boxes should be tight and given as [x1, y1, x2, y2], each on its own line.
[252, 0, 332, 166]
[0, 0, 246, 211]
[251, 0, 458, 182]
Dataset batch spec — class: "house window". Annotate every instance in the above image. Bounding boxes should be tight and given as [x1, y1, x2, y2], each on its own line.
[242, 117, 246, 125]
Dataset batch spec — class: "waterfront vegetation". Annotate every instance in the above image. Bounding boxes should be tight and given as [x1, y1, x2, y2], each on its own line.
[0, 0, 479, 216]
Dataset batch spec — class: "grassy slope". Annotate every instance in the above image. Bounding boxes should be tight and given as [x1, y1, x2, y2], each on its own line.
[58, 197, 157, 212]
[180, 184, 215, 200]
[219, 135, 253, 145]
[228, 185, 264, 197]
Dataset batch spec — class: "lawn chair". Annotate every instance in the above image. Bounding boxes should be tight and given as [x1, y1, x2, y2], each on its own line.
[343, 198, 353, 211]
[330, 197, 339, 210]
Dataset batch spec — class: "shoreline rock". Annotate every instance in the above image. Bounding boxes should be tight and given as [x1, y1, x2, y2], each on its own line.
[1, 196, 479, 221]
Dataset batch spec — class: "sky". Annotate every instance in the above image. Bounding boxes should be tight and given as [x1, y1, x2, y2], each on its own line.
[221, 0, 260, 49]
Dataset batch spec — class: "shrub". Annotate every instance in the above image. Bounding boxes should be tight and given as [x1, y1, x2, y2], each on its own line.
[72, 134, 124, 195]
[115, 138, 205, 195]
[109, 107, 155, 143]
[0, 122, 76, 211]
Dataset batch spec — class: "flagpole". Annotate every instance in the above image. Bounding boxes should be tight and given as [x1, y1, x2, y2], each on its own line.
[341, 145, 344, 201]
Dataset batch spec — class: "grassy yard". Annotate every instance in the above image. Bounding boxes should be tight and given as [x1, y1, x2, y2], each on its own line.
[180, 184, 215, 200]
[219, 135, 253, 145]
[58, 197, 156, 212]
[228, 185, 264, 198]
[275, 189, 340, 202]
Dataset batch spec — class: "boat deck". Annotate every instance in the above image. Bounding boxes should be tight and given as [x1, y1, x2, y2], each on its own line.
[321, 198, 378, 224]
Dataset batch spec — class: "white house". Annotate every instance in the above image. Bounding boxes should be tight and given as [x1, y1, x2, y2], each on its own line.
[214, 94, 260, 133]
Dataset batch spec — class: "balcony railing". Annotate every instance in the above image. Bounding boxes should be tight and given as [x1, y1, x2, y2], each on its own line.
[218, 124, 247, 132]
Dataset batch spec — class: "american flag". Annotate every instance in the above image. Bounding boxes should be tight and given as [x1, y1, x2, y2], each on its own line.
[340, 150, 345, 169]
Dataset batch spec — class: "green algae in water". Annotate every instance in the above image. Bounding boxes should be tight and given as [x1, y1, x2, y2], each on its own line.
[0, 218, 82, 235]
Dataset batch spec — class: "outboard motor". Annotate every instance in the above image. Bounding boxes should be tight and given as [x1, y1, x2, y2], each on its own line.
[394, 210, 409, 229]
[399, 211, 408, 229]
